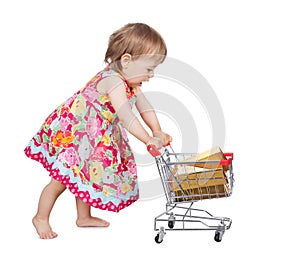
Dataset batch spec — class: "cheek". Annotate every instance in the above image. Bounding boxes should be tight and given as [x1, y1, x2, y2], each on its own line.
[135, 69, 147, 77]
[134, 70, 148, 80]
[128, 68, 145, 79]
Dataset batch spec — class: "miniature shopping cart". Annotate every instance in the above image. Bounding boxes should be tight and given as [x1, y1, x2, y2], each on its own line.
[148, 145, 234, 243]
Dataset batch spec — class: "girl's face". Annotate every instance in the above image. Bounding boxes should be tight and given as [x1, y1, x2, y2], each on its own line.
[120, 55, 162, 88]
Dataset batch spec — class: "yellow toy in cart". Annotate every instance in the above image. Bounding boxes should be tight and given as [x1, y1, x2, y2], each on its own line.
[180, 146, 229, 169]
[171, 147, 232, 202]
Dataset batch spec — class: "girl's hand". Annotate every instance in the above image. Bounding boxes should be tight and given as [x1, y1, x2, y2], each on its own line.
[146, 137, 164, 150]
[153, 131, 172, 146]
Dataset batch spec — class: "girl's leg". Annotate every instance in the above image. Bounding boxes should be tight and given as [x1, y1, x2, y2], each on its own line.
[75, 198, 110, 227]
[32, 179, 66, 239]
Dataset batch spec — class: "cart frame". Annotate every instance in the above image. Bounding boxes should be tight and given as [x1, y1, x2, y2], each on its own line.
[153, 147, 234, 243]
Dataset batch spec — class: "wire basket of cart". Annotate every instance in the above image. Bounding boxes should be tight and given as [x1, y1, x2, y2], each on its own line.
[149, 145, 234, 243]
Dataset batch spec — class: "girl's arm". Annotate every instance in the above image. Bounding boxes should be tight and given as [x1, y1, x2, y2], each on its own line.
[135, 87, 162, 133]
[98, 76, 162, 148]
[135, 87, 172, 145]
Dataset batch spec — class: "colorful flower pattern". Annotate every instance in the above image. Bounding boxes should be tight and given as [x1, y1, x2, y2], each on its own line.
[24, 68, 139, 212]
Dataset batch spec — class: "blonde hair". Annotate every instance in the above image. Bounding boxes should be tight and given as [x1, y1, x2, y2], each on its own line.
[105, 23, 167, 71]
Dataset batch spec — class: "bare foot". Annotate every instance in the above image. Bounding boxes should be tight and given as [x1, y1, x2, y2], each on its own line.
[32, 216, 58, 239]
[76, 216, 110, 227]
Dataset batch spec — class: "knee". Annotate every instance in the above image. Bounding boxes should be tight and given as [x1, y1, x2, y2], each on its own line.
[50, 179, 67, 193]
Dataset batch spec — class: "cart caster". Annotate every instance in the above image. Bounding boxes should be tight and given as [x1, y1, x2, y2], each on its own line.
[214, 230, 224, 242]
[168, 213, 175, 229]
[155, 227, 166, 244]
[168, 221, 175, 229]
[214, 219, 226, 242]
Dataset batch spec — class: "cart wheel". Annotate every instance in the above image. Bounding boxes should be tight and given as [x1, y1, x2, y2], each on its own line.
[155, 234, 163, 244]
[155, 227, 166, 244]
[168, 213, 175, 229]
[214, 231, 223, 242]
[168, 220, 175, 229]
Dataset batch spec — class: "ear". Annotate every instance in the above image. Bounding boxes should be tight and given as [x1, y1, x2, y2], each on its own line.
[120, 53, 132, 69]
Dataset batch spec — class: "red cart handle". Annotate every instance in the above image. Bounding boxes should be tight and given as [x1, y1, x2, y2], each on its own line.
[220, 153, 234, 166]
[147, 142, 171, 157]
[147, 144, 161, 157]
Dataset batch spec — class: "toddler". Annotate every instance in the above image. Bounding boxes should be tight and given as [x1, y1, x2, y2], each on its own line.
[24, 23, 172, 239]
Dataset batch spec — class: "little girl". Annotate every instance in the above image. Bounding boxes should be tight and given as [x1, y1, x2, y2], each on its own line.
[24, 23, 172, 239]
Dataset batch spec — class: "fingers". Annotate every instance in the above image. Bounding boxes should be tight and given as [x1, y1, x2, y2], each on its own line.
[153, 131, 172, 146]
[147, 137, 163, 150]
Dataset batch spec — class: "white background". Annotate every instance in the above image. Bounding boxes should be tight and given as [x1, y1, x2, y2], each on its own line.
[1, 0, 299, 253]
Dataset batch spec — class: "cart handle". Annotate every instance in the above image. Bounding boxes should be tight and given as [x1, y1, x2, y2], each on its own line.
[147, 142, 171, 157]
[147, 144, 161, 157]
[220, 153, 234, 166]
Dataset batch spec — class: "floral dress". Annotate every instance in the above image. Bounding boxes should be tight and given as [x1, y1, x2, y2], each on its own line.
[24, 68, 139, 212]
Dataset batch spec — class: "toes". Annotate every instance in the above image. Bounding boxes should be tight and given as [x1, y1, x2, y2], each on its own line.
[102, 220, 110, 227]
[40, 233, 48, 239]
[51, 232, 58, 238]
[39, 231, 58, 239]
[98, 220, 109, 227]
[76, 217, 110, 227]
[97, 218, 110, 227]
